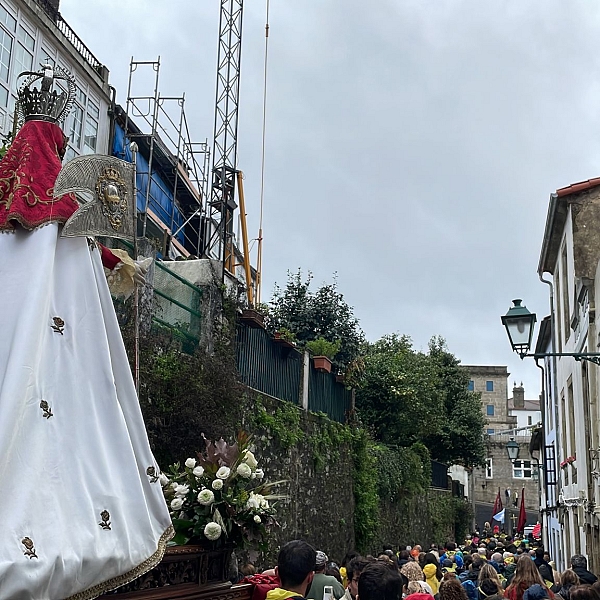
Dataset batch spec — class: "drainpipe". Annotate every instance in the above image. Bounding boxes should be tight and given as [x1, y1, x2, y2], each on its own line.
[107, 85, 117, 156]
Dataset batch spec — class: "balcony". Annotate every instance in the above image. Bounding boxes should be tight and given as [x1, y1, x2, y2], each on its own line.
[33, 0, 104, 76]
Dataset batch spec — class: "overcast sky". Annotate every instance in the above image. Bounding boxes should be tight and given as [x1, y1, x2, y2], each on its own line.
[62, 0, 600, 398]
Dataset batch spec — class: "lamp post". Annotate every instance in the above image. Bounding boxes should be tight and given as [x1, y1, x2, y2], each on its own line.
[506, 438, 520, 462]
[501, 299, 600, 365]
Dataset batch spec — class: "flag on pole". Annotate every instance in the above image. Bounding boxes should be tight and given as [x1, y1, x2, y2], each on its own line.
[517, 487, 527, 533]
[491, 488, 503, 522]
[493, 508, 506, 523]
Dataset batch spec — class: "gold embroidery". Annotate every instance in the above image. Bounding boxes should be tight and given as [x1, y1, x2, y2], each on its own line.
[146, 466, 159, 483]
[99, 510, 111, 530]
[40, 399, 53, 419]
[51, 316, 65, 335]
[22, 537, 38, 559]
[63, 525, 174, 600]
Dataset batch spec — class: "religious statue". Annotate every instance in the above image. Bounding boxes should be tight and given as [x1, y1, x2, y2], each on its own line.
[0, 66, 173, 599]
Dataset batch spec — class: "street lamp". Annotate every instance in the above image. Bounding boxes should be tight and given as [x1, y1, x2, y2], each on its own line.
[506, 438, 520, 462]
[501, 300, 536, 359]
[501, 299, 600, 365]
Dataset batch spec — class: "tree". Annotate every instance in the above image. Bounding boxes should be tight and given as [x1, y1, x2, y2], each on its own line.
[265, 270, 364, 368]
[355, 335, 486, 468]
[421, 336, 486, 467]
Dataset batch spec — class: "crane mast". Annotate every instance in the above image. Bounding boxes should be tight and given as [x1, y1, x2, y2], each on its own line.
[203, 0, 244, 274]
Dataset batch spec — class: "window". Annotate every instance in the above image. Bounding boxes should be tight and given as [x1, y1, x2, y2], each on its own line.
[513, 459, 533, 479]
[69, 104, 83, 148]
[485, 458, 493, 479]
[0, 27, 13, 83]
[528, 415, 532, 426]
[486, 381, 494, 392]
[12, 26, 34, 89]
[486, 405, 495, 416]
[83, 113, 98, 153]
[467, 380, 474, 391]
[0, 6, 16, 33]
[487, 428, 495, 435]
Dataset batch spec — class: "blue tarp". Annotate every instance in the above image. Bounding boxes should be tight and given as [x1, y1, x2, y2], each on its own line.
[112, 124, 185, 243]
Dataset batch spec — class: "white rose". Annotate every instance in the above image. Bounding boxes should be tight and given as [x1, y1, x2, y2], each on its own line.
[212, 479, 223, 490]
[185, 458, 196, 469]
[174, 484, 190, 498]
[193, 466, 204, 477]
[159, 473, 169, 486]
[204, 521, 222, 541]
[171, 482, 179, 489]
[197, 489, 215, 505]
[254, 515, 261, 523]
[242, 450, 258, 469]
[216, 466, 231, 480]
[236, 463, 252, 479]
[254, 468, 264, 480]
[246, 496, 260, 510]
[170, 497, 184, 511]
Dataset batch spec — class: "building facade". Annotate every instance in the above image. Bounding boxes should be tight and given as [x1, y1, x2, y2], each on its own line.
[537, 179, 600, 573]
[0, 0, 111, 158]
[466, 365, 540, 531]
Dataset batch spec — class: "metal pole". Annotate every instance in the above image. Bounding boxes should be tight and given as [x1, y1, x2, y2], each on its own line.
[131, 142, 140, 395]
[236, 170, 253, 306]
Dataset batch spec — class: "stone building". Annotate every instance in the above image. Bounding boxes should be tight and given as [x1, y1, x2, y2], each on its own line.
[465, 365, 540, 531]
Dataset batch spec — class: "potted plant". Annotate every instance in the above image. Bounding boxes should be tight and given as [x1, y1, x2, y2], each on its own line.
[305, 338, 341, 373]
[273, 327, 297, 349]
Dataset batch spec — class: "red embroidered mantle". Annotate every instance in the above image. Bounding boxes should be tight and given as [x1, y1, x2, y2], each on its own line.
[0, 120, 78, 231]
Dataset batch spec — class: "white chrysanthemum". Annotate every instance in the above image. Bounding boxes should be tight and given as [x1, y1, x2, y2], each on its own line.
[216, 466, 231, 480]
[174, 484, 190, 498]
[254, 468, 264, 480]
[254, 515, 261, 523]
[236, 462, 252, 479]
[212, 478, 223, 490]
[193, 465, 204, 477]
[242, 450, 258, 469]
[204, 521, 222, 541]
[170, 498, 184, 511]
[185, 458, 196, 469]
[197, 489, 215, 505]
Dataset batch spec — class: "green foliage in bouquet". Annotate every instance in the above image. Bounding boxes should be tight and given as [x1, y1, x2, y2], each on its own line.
[161, 431, 286, 551]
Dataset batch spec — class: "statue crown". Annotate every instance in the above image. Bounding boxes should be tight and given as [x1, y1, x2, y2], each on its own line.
[16, 64, 75, 125]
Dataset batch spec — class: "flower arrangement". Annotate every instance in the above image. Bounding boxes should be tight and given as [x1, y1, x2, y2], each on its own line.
[560, 455, 576, 469]
[161, 431, 285, 550]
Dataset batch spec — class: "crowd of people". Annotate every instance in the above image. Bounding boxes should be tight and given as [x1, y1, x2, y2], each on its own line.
[243, 532, 600, 600]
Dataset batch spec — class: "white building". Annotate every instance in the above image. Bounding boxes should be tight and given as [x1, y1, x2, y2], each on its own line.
[0, 0, 111, 157]
[537, 178, 600, 573]
[508, 384, 541, 430]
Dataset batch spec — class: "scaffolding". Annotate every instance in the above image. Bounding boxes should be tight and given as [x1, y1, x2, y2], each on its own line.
[119, 57, 210, 258]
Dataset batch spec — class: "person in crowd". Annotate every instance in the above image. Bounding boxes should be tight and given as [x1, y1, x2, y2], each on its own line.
[504, 555, 517, 586]
[398, 550, 413, 569]
[569, 586, 600, 600]
[505, 555, 554, 600]
[570, 556, 598, 585]
[478, 563, 504, 598]
[423, 553, 443, 595]
[342, 556, 371, 600]
[402, 561, 435, 595]
[462, 555, 486, 600]
[555, 569, 580, 600]
[441, 543, 465, 570]
[327, 562, 343, 584]
[307, 550, 345, 600]
[523, 584, 550, 600]
[240, 563, 256, 577]
[534, 548, 555, 585]
[357, 561, 403, 600]
[340, 552, 358, 588]
[439, 576, 471, 600]
[489, 553, 504, 575]
[266, 540, 316, 600]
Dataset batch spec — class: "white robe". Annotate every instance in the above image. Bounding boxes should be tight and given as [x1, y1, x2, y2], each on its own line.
[0, 223, 173, 600]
